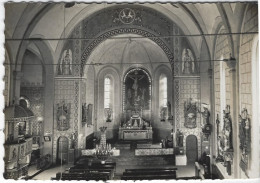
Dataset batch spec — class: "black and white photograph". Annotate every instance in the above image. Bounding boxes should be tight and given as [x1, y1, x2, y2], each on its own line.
[1, 1, 259, 181]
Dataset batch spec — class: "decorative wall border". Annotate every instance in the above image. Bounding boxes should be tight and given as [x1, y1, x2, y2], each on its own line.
[81, 28, 174, 75]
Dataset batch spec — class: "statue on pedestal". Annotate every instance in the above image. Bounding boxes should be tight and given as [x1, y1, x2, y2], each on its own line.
[176, 129, 184, 147]
[59, 49, 72, 75]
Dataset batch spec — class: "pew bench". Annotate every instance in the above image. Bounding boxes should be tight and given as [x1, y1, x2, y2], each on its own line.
[121, 168, 177, 180]
[55, 172, 109, 181]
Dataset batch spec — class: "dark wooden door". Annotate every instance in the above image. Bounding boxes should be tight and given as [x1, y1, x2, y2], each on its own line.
[57, 136, 69, 164]
[186, 135, 198, 164]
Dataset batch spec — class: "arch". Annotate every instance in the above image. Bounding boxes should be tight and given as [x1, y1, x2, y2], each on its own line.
[4, 49, 12, 106]
[14, 4, 55, 72]
[26, 39, 55, 157]
[56, 136, 69, 164]
[54, 4, 200, 62]
[81, 28, 174, 76]
[186, 135, 198, 164]
[178, 4, 212, 63]
[19, 96, 31, 108]
[211, 18, 224, 62]
[216, 4, 235, 57]
[123, 67, 151, 84]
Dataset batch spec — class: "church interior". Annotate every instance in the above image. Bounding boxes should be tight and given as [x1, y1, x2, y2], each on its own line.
[3, 2, 260, 180]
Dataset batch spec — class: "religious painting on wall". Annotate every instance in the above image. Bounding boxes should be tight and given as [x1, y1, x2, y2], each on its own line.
[57, 101, 71, 131]
[184, 98, 198, 128]
[124, 69, 151, 112]
[57, 49, 72, 76]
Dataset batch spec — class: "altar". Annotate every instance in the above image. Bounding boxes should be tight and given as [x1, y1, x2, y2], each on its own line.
[119, 115, 153, 140]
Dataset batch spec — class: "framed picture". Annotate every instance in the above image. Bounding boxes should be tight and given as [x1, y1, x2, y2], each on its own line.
[44, 136, 51, 142]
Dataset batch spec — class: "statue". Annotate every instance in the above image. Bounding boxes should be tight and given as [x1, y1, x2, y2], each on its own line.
[160, 107, 167, 121]
[182, 48, 195, 74]
[184, 98, 198, 128]
[198, 105, 210, 127]
[12, 148, 17, 159]
[238, 108, 250, 175]
[70, 132, 76, 149]
[105, 108, 112, 122]
[57, 101, 71, 131]
[223, 106, 233, 151]
[216, 114, 224, 162]
[59, 49, 72, 75]
[128, 70, 144, 98]
[167, 101, 173, 120]
[82, 103, 87, 123]
[176, 129, 184, 147]
[215, 105, 234, 175]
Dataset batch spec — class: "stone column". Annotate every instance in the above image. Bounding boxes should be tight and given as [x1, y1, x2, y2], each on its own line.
[13, 71, 23, 104]
[224, 57, 238, 177]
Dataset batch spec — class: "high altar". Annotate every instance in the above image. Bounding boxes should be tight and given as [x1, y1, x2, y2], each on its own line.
[119, 114, 153, 140]
[119, 68, 153, 140]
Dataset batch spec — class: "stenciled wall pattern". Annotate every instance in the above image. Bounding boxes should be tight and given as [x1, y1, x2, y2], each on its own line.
[174, 78, 202, 156]
[53, 79, 80, 162]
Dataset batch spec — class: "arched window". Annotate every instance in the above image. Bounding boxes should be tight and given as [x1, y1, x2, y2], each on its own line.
[104, 77, 111, 108]
[159, 74, 167, 107]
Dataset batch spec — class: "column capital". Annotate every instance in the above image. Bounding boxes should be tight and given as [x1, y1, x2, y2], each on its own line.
[223, 55, 236, 71]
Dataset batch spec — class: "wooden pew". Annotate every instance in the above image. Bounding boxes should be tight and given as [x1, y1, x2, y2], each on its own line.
[125, 168, 177, 172]
[55, 172, 109, 181]
[123, 170, 176, 176]
[121, 174, 177, 180]
[69, 169, 113, 179]
[121, 168, 177, 180]
[69, 163, 116, 178]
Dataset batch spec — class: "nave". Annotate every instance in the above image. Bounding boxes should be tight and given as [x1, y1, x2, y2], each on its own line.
[3, 1, 259, 180]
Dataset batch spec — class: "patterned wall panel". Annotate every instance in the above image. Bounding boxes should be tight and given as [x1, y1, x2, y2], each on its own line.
[53, 79, 79, 162]
[174, 78, 202, 156]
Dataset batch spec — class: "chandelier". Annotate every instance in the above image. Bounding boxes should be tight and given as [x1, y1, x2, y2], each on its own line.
[93, 126, 113, 164]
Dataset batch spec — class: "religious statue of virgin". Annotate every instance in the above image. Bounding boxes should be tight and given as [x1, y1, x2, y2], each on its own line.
[59, 49, 72, 75]
[182, 48, 195, 74]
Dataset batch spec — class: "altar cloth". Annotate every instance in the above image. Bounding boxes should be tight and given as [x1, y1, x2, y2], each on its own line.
[135, 148, 174, 156]
[81, 149, 120, 156]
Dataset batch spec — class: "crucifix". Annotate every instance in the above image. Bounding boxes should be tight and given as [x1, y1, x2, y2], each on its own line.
[128, 70, 144, 98]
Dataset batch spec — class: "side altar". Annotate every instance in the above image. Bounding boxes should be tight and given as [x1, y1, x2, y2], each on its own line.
[119, 114, 153, 140]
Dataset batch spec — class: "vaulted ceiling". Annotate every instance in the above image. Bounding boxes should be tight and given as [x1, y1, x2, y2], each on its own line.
[5, 2, 248, 65]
